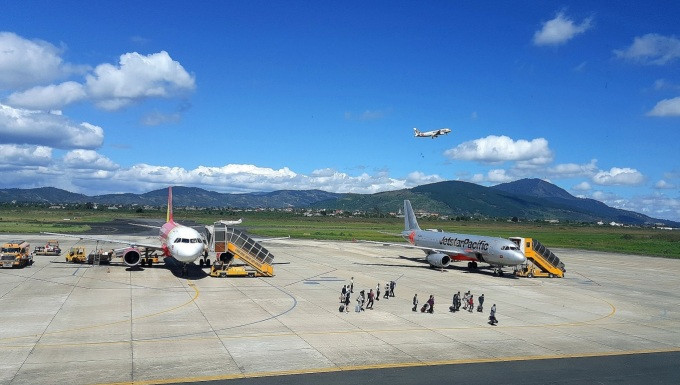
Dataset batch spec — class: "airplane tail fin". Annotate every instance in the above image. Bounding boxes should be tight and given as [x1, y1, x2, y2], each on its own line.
[404, 200, 421, 231]
[413, 128, 421, 136]
[167, 186, 174, 223]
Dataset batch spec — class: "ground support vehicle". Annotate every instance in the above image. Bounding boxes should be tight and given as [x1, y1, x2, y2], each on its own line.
[34, 240, 61, 256]
[1, 240, 33, 268]
[204, 223, 275, 278]
[510, 237, 565, 278]
[65, 247, 87, 263]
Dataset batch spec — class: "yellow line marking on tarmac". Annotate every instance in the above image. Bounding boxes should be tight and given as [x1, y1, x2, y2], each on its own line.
[0, 293, 618, 349]
[0, 280, 200, 343]
[96, 347, 680, 385]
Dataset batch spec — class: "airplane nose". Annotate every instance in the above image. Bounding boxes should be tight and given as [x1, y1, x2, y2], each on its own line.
[515, 252, 527, 264]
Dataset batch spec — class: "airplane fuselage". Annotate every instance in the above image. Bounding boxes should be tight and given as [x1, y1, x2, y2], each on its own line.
[403, 229, 526, 267]
[160, 221, 204, 264]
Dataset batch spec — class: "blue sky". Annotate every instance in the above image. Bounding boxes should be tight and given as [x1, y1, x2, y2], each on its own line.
[1, 1, 679, 221]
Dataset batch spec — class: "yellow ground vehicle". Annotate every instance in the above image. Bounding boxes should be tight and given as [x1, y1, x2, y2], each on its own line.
[209, 262, 256, 277]
[65, 247, 87, 263]
[510, 237, 565, 278]
[1, 240, 33, 268]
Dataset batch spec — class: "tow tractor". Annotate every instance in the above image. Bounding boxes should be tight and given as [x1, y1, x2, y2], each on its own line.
[65, 247, 87, 263]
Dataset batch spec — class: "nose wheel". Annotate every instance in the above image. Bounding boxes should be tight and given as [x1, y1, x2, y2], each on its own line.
[493, 268, 504, 276]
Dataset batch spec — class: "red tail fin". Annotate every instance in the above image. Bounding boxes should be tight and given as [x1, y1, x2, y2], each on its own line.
[167, 186, 174, 223]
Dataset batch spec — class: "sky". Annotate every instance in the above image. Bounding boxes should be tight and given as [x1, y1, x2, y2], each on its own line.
[0, 1, 679, 221]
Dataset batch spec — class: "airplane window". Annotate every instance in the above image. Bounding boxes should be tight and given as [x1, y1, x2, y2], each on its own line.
[182, 238, 189, 243]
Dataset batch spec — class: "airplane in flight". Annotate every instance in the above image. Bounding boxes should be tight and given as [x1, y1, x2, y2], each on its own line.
[366, 200, 527, 276]
[413, 127, 451, 138]
[44, 187, 207, 276]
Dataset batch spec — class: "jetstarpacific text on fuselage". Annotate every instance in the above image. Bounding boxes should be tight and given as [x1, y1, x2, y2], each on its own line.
[439, 237, 490, 251]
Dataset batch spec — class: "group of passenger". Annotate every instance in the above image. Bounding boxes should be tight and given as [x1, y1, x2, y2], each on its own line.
[340, 277, 396, 313]
[339, 278, 497, 325]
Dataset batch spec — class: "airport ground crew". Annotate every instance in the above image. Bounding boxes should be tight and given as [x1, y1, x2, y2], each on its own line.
[412, 293, 418, 312]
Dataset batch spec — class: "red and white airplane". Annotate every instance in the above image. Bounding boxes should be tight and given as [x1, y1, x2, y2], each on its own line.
[45, 187, 207, 274]
[413, 127, 452, 138]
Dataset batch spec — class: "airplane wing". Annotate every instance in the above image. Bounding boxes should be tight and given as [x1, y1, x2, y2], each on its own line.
[41, 232, 162, 250]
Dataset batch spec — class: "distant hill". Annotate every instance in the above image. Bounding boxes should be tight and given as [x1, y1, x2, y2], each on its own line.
[0, 180, 677, 227]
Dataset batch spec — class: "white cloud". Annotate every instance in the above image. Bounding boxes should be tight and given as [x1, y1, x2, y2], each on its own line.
[547, 159, 598, 178]
[6, 81, 87, 110]
[592, 167, 645, 186]
[486, 169, 514, 183]
[63, 150, 119, 171]
[533, 11, 592, 46]
[405, 171, 443, 186]
[654, 180, 676, 189]
[85, 51, 195, 110]
[0, 32, 71, 89]
[572, 181, 592, 191]
[0, 103, 103, 149]
[0, 144, 51, 168]
[444, 135, 553, 165]
[647, 96, 680, 117]
[614, 33, 680, 65]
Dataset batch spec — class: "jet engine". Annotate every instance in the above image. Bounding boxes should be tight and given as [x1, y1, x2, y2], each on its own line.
[426, 253, 451, 268]
[123, 247, 141, 267]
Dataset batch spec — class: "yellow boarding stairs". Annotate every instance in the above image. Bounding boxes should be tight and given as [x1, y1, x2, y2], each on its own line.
[207, 224, 274, 277]
[510, 237, 565, 278]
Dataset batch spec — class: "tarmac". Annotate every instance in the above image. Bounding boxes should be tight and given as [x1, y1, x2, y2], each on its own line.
[0, 234, 679, 384]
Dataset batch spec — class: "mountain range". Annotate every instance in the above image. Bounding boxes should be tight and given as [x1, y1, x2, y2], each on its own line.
[0, 179, 677, 227]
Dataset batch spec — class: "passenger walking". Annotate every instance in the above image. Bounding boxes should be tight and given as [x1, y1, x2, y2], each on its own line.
[389, 281, 396, 297]
[412, 293, 418, 312]
[450, 292, 458, 312]
[384, 282, 390, 299]
[455, 291, 461, 311]
[478, 294, 485, 312]
[350, 277, 354, 293]
[341, 285, 347, 303]
[489, 304, 498, 325]
[376, 283, 381, 301]
[366, 289, 374, 309]
[427, 295, 435, 313]
[468, 294, 474, 313]
[359, 290, 366, 309]
[462, 291, 470, 310]
[344, 292, 350, 313]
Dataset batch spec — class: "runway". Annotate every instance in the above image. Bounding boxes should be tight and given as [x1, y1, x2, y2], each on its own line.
[0, 233, 678, 384]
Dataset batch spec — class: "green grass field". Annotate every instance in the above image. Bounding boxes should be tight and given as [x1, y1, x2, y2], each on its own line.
[1, 206, 679, 258]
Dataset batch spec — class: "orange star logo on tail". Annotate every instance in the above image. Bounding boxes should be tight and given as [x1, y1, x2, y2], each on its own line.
[408, 231, 416, 245]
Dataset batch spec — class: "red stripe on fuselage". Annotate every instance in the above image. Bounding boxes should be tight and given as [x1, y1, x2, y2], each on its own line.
[160, 221, 178, 256]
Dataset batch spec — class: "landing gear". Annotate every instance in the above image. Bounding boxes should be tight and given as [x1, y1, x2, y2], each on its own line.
[493, 268, 505, 277]
[467, 261, 478, 269]
[181, 264, 188, 277]
[198, 258, 211, 267]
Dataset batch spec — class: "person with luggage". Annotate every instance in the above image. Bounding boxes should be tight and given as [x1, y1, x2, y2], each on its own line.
[467, 294, 474, 313]
[427, 295, 435, 313]
[344, 292, 351, 313]
[489, 304, 498, 325]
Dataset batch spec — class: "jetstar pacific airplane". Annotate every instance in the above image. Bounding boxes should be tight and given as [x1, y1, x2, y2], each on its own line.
[44, 187, 207, 275]
[366, 200, 527, 276]
[413, 127, 451, 138]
